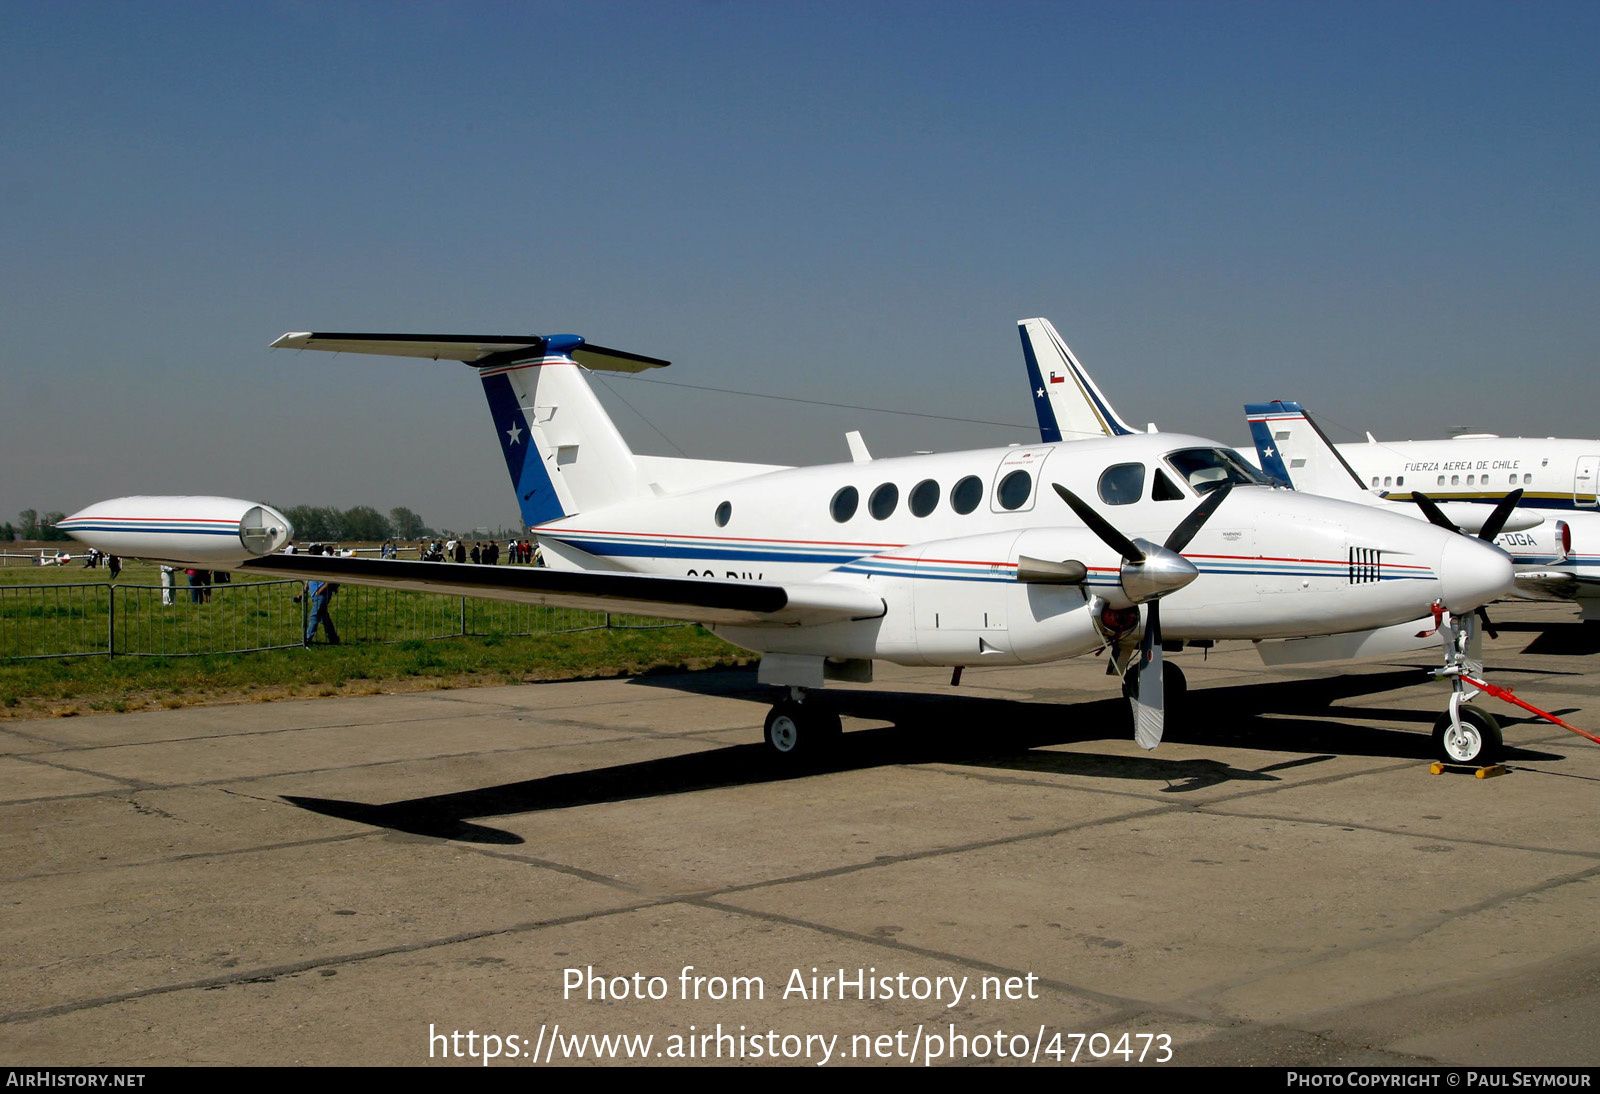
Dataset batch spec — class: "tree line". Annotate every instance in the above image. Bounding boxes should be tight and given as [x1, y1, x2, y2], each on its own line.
[274, 505, 432, 543]
[5, 509, 70, 542]
[7, 505, 515, 544]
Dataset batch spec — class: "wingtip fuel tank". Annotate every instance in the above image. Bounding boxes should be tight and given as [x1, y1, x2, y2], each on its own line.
[56, 497, 294, 565]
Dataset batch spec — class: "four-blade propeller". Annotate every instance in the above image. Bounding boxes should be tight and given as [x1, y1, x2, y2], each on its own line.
[1409, 487, 1522, 638]
[1051, 482, 1233, 751]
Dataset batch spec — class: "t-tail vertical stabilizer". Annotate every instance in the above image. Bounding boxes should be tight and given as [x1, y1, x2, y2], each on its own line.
[1018, 318, 1137, 442]
[270, 332, 671, 527]
[1244, 401, 1370, 501]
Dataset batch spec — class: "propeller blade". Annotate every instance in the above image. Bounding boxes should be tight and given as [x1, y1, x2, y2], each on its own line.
[1052, 484, 1144, 563]
[1477, 488, 1525, 543]
[1477, 606, 1498, 641]
[1409, 492, 1460, 534]
[1163, 481, 1234, 554]
[1129, 602, 1164, 750]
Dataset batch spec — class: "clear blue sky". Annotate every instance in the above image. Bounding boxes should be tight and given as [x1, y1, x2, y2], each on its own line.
[2, 2, 1595, 532]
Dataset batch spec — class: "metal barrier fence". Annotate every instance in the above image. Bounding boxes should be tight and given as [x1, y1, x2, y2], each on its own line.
[0, 579, 682, 660]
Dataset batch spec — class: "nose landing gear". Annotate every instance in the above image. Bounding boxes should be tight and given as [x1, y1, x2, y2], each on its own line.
[1428, 602, 1502, 766]
[1432, 703, 1503, 766]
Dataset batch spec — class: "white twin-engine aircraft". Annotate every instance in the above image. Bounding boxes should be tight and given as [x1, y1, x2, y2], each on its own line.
[1019, 317, 1586, 764]
[60, 328, 1514, 764]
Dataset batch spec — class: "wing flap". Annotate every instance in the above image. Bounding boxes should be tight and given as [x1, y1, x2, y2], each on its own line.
[238, 554, 881, 626]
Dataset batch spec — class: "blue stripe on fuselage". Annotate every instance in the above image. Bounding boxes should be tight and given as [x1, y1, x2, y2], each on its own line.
[545, 534, 1435, 584]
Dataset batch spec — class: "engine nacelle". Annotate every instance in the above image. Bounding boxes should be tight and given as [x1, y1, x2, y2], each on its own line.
[56, 497, 294, 565]
[896, 527, 1111, 665]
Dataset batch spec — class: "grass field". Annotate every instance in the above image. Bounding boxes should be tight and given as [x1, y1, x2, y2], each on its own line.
[0, 555, 754, 720]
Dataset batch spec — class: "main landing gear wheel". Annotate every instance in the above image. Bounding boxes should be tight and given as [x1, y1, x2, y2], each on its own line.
[1123, 661, 1188, 707]
[1164, 661, 1187, 705]
[763, 700, 842, 761]
[1432, 705, 1503, 766]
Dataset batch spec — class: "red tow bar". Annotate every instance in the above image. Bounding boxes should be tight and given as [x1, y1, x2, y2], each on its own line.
[1461, 675, 1600, 747]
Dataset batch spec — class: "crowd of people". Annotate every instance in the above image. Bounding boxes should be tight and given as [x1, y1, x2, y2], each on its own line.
[410, 538, 542, 566]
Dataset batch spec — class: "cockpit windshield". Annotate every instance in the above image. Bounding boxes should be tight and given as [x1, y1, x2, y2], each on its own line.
[1164, 448, 1273, 495]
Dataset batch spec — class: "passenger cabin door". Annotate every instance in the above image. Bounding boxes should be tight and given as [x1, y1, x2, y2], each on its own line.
[1575, 456, 1599, 508]
[988, 447, 1055, 514]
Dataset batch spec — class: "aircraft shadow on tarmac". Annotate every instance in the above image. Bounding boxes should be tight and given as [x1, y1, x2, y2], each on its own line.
[283, 666, 1568, 844]
[1497, 620, 1600, 657]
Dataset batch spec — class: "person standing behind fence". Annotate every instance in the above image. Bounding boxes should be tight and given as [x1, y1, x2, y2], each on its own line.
[160, 564, 176, 606]
[185, 568, 203, 603]
[107, 554, 122, 581]
[302, 545, 341, 646]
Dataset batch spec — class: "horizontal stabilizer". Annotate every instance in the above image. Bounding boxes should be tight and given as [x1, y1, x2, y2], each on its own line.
[271, 332, 670, 373]
[239, 553, 883, 627]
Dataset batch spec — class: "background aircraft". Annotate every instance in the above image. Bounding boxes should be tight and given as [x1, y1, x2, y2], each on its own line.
[1246, 401, 1600, 622]
[61, 327, 1515, 765]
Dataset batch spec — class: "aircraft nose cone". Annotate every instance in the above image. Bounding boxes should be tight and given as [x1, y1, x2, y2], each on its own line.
[1438, 534, 1515, 613]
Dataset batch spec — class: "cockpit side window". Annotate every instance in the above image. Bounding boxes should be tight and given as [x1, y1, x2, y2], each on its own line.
[1165, 448, 1272, 495]
[1152, 468, 1186, 501]
[1097, 463, 1145, 506]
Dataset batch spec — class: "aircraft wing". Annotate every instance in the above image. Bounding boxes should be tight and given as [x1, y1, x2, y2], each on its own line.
[239, 554, 884, 627]
[1512, 570, 1584, 601]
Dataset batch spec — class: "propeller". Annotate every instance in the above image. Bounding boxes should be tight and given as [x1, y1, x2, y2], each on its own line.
[1051, 484, 1144, 564]
[1408, 488, 1523, 542]
[1410, 488, 1522, 639]
[1476, 488, 1524, 543]
[1409, 491, 1459, 534]
[1052, 482, 1233, 750]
